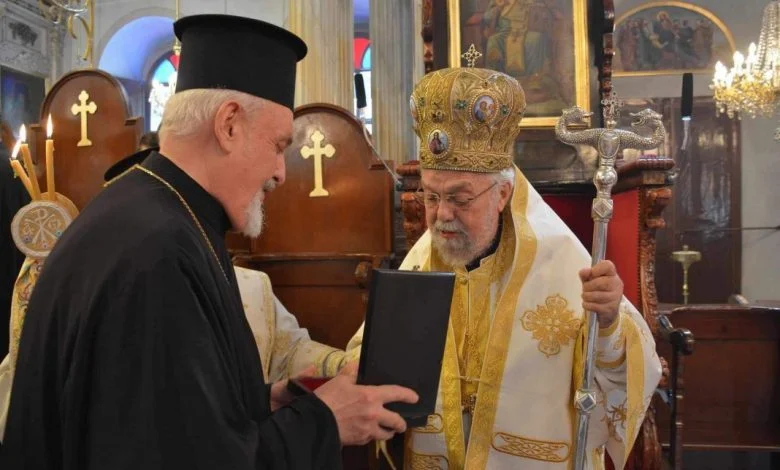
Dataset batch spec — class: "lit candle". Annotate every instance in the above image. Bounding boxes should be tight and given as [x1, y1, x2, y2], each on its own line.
[9, 140, 34, 198]
[19, 125, 41, 200]
[46, 115, 55, 201]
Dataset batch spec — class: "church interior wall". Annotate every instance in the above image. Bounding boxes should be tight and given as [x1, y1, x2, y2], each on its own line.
[3, 0, 775, 302]
[0, 1, 57, 94]
[614, 0, 779, 303]
[92, 0, 287, 73]
[62, 0, 288, 123]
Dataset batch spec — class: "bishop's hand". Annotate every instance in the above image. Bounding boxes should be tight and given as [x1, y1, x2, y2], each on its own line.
[314, 362, 419, 445]
[579, 260, 623, 328]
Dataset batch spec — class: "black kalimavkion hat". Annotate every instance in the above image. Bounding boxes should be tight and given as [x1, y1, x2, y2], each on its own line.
[173, 14, 307, 110]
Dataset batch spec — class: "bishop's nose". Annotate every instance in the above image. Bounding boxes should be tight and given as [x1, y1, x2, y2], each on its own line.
[435, 202, 456, 223]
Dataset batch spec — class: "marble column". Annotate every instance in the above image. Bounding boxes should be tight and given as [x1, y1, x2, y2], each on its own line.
[287, 0, 353, 109]
[412, 0, 426, 83]
[412, 0, 425, 159]
[49, 25, 66, 89]
[370, 0, 420, 165]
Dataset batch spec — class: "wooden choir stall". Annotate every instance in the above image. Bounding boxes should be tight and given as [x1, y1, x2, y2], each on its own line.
[228, 104, 396, 351]
[226, 104, 396, 469]
[656, 303, 780, 469]
[29, 69, 142, 211]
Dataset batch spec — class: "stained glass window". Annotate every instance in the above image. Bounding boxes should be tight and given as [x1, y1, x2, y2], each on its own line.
[147, 52, 178, 132]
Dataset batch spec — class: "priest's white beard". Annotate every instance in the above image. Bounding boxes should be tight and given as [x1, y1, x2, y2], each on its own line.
[242, 179, 277, 238]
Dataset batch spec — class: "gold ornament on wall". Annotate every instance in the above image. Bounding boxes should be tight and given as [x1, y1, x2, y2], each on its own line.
[38, 0, 95, 67]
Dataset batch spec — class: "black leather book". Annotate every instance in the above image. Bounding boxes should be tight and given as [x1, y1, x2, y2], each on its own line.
[357, 269, 455, 427]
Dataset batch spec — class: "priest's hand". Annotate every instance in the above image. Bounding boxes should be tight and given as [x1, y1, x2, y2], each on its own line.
[579, 260, 623, 328]
[270, 366, 317, 411]
[314, 362, 419, 446]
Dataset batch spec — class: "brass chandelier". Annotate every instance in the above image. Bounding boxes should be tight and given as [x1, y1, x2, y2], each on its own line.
[711, 0, 779, 139]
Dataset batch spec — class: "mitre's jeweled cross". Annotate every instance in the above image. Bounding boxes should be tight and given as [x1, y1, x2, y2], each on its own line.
[462, 44, 482, 68]
[601, 91, 624, 129]
[300, 130, 336, 198]
[71, 90, 98, 147]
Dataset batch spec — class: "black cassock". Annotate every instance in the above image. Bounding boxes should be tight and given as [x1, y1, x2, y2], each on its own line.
[1, 152, 342, 469]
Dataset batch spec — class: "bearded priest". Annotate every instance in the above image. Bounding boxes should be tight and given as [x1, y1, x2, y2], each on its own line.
[1, 15, 418, 469]
[338, 66, 662, 469]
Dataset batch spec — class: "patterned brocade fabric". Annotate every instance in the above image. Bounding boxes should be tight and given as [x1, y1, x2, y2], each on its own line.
[1, 257, 44, 441]
[8, 258, 43, 366]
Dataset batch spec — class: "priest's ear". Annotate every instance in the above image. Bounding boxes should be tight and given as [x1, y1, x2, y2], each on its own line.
[213, 100, 243, 153]
[496, 179, 513, 213]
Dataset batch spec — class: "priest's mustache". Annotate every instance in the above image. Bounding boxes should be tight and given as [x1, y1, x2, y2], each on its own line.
[263, 179, 278, 193]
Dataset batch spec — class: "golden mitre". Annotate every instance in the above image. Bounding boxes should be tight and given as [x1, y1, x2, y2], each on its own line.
[410, 62, 526, 173]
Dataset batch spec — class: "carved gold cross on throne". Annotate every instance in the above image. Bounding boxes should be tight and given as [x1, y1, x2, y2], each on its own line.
[71, 90, 98, 147]
[300, 130, 336, 198]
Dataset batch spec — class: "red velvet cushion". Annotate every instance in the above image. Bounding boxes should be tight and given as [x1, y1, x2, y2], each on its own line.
[542, 195, 594, 249]
[542, 191, 641, 309]
[608, 190, 640, 309]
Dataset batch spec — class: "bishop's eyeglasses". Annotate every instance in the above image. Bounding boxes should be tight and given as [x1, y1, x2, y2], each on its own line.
[414, 182, 497, 211]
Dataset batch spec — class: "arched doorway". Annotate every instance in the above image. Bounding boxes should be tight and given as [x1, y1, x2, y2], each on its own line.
[98, 15, 175, 131]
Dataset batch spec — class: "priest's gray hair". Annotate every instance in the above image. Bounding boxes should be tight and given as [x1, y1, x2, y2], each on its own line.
[159, 89, 265, 141]
[493, 168, 515, 188]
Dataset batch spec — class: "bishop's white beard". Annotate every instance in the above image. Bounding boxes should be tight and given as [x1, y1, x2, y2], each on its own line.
[431, 220, 476, 267]
[431, 207, 500, 267]
[241, 179, 277, 238]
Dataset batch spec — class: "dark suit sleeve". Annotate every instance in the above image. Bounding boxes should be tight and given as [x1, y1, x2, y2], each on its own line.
[77, 255, 342, 470]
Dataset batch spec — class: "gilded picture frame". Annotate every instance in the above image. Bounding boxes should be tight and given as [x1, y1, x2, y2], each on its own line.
[448, 0, 591, 128]
[613, 1, 736, 77]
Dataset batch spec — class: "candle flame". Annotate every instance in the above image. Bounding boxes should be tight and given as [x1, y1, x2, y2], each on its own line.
[47, 114, 53, 138]
[19, 125, 26, 143]
[11, 140, 21, 160]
